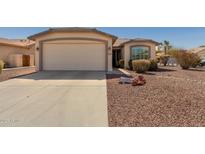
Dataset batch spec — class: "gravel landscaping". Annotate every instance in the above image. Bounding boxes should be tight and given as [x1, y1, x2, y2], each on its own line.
[107, 66, 205, 127]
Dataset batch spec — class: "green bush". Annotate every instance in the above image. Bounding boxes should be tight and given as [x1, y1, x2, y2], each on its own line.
[128, 59, 133, 70]
[149, 59, 158, 71]
[119, 59, 124, 68]
[160, 55, 170, 66]
[132, 60, 150, 73]
[0, 60, 5, 74]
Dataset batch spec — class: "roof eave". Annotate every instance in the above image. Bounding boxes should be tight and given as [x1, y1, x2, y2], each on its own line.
[28, 28, 118, 43]
[120, 39, 160, 46]
[0, 42, 32, 49]
[28, 29, 51, 40]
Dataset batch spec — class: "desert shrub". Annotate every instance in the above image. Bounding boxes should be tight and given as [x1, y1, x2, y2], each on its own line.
[119, 59, 124, 68]
[168, 49, 186, 58]
[149, 59, 158, 71]
[190, 53, 201, 68]
[128, 59, 133, 70]
[160, 55, 170, 66]
[175, 52, 199, 69]
[0, 60, 5, 74]
[132, 60, 150, 73]
[169, 49, 201, 67]
[3, 62, 10, 68]
[173, 51, 201, 69]
[156, 56, 160, 63]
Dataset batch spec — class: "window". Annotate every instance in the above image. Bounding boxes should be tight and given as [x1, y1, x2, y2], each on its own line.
[131, 46, 150, 60]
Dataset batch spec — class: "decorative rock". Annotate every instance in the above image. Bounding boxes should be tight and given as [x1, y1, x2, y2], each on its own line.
[132, 75, 146, 86]
[107, 66, 205, 127]
[119, 77, 133, 84]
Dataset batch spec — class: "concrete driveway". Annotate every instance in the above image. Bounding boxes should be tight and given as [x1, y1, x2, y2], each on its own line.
[0, 71, 108, 127]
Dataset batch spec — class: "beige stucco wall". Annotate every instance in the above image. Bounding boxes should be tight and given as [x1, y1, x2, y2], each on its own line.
[33, 32, 113, 71]
[0, 45, 35, 64]
[8, 54, 35, 67]
[123, 41, 157, 68]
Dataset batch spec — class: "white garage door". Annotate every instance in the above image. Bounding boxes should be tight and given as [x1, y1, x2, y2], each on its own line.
[42, 40, 106, 70]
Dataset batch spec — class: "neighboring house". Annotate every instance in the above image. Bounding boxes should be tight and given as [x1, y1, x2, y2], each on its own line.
[189, 46, 205, 60]
[0, 38, 35, 66]
[28, 28, 159, 71]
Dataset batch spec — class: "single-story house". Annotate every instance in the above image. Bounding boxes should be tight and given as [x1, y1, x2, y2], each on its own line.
[0, 38, 35, 66]
[28, 28, 159, 71]
[189, 46, 205, 60]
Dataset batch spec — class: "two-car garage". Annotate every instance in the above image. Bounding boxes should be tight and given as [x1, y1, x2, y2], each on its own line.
[42, 40, 106, 71]
[28, 28, 117, 71]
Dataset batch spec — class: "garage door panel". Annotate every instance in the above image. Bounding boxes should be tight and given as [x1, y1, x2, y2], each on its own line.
[43, 42, 106, 70]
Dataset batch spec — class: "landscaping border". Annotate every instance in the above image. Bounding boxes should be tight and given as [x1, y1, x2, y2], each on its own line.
[0, 66, 37, 82]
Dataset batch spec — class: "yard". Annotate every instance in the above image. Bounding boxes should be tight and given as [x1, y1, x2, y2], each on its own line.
[107, 66, 205, 127]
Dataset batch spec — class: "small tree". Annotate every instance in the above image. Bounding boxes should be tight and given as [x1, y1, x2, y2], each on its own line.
[163, 40, 172, 55]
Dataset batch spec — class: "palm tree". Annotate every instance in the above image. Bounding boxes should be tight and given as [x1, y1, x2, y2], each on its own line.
[163, 40, 171, 55]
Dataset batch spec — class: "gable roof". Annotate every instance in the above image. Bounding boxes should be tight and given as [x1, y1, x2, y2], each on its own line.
[113, 38, 160, 47]
[28, 28, 118, 42]
[113, 38, 130, 47]
[0, 38, 35, 48]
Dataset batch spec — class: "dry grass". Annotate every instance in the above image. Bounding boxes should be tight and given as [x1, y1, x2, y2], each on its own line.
[107, 66, 205, 127]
